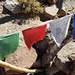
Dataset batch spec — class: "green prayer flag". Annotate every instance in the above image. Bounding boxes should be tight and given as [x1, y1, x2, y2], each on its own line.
[0, 32, 19, 60]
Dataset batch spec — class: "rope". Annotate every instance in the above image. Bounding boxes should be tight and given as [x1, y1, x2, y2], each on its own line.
[0, 60, 44, 73]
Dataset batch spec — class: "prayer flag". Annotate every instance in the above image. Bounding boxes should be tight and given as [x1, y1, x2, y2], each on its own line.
[73, 13, 75, 40]
[49, 15, 72, 47]
[22, 24, 47, 50]
[0, 32, 19, 60]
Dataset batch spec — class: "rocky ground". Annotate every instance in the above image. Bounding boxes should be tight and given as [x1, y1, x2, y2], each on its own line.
[0, 0, 75, 75]
[0, 1, 42, 39]
[0, 1, 43, 75]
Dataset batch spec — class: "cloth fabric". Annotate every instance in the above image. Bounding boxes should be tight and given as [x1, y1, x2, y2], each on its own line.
[0, 32, 19, 60]
[22, 24, 47, 50]
[49, 15, 72, 47]
[73, 13, 75, 40]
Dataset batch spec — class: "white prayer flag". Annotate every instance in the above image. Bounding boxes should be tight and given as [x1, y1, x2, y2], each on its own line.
[49, 15, 72, 47]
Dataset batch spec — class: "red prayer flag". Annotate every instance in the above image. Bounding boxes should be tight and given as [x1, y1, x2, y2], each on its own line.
[22, 24, 47, 50]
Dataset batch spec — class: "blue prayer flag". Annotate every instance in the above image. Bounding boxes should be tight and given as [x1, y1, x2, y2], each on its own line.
[73, 14, 75, 40]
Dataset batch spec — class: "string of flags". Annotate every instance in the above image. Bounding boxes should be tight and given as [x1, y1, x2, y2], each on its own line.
[73, 13, 75, 40]
[0, 14, 73, 60]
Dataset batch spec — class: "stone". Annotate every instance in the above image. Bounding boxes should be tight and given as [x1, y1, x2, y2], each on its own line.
[31, 61, 41, 68]
[45, 5, 59, 16]
[45, 40, 75, 75]
[5, 40, 37, 75]
[57, 9, 66, 17]
[62, 0, 75, 14]
[41, 41, 59, 68]
[46, 65, 59, 75]
[54, 57, 72, 74]
[40, 5, 59, 21]
[4, 0, 21, 14]
[54, 42, 75, 74]
[57, 42, 75, 63]
[35, 37, 50, 58]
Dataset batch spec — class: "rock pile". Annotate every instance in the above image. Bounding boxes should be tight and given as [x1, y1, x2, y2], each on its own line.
[35, 22, 74, 75]
[0, 0, 75, 75]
